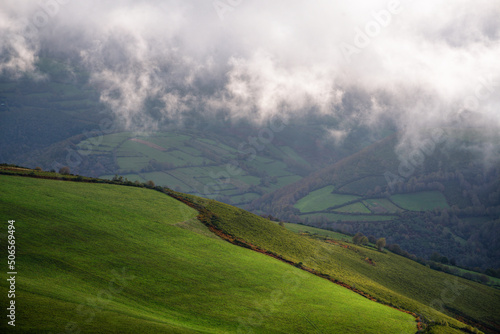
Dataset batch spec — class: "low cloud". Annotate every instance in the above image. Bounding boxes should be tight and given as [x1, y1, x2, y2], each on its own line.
[1, 0, 499, 150]
[0, 9, 40, 77]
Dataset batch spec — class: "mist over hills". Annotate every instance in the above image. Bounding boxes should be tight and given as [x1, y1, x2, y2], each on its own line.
[1, 1, 500, 333]
[1, 0, 499, 260]
[1, 0, 500, 144]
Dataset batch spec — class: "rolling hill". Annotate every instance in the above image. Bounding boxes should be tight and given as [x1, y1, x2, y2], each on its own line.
[1, 5, 499, 334]
[1, 166, 499, 333]
[0, 170, 416, 333]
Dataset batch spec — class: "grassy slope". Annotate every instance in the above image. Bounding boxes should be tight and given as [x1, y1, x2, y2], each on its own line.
[281, 222, 353, 241]
[302, 212, 396, 222]
[179, 194, 500, 333]
[0, 175, 416, 333]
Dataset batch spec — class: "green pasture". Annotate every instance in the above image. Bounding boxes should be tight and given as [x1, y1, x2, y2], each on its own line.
[363, 198, 402, 214]
[184, 195, 499, 333]
[390, 191, 449, 211]
[0, 175, 416, 333]
[294, 186, 360, 212]
[301, 213, 396, 222]
[281, 222, 352, 241]
[334, 202, 371, 213]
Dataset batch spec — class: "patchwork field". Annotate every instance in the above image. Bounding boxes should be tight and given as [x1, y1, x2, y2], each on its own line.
[335, 202, 372, 213]
[301, 213, 396, 222]
[363, 198, 402, 214]
[390, 191, 450, 211]
[294, 186, 360, 212]
[292, 189, 450, 224]
[77, 131, 309, 207]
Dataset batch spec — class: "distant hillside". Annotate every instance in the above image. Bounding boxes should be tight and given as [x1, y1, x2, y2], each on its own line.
[252, 129, 500, 271]
[0, 58, 102, 163]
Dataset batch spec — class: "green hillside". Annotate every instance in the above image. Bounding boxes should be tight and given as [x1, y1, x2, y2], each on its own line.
[279, 221, 353, 240]
[0, 173, 417, 333]
[172, 190, 500, 334]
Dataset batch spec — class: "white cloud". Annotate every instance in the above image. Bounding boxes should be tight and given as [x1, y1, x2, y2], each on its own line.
[0, 0, 498, 143]
[0, 10, 39, 77]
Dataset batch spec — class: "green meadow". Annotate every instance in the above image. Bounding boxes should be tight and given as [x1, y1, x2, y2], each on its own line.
[294, 186, 360, 212]
[301, 213, 396, 222]
[335, 202, 372, 213]
[0, 175, 416, 333]
[363, 198, 402, 214]
[180, 193, 500, 333]
[390, 191, 450, 211]
[280, 222, 353, 241]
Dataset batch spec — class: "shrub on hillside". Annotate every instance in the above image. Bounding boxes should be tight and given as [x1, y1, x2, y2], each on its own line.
[376, 237, 386, 251]
[59, 166, 70, 175]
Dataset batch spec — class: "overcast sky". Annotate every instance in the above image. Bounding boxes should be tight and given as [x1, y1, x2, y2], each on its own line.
[1, 0, 499, 149]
